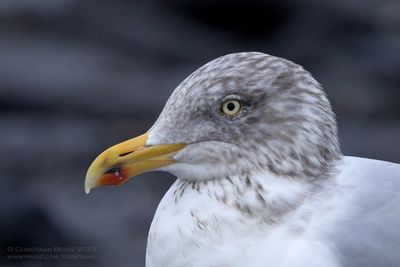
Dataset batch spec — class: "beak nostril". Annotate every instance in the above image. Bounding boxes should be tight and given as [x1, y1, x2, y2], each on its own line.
[119, 151, 133, 157]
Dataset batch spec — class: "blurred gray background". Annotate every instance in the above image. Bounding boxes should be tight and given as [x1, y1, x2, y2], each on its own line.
[0, 0, 399, 266]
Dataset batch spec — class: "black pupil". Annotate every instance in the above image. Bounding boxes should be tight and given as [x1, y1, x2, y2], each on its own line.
[227, 102, 236, 111]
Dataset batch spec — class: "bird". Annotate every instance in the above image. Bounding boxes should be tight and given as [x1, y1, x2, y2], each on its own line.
[85, 52, 400, 267]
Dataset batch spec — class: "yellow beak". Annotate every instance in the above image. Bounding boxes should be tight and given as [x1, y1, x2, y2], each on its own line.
[85, 132, 186, 194]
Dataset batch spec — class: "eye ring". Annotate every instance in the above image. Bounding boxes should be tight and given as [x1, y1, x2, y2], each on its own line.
[221, 99, 242, 116]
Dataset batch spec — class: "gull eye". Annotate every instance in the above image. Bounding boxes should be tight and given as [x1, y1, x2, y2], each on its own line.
[221, 99, 242, 116]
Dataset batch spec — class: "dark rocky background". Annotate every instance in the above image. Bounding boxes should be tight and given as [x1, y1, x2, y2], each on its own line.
[0, 0, 399, 266]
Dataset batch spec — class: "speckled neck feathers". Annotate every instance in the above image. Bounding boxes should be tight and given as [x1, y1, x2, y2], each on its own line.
[146, 52, 345, 267]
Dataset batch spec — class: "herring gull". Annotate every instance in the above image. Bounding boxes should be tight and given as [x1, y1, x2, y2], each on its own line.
[85, 52, 400, 267]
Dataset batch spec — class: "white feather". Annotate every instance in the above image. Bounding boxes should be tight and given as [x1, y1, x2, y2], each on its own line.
[146, 156, 400, 267]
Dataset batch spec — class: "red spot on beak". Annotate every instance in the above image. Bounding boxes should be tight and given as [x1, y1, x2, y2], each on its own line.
[98, 166, 128, 186]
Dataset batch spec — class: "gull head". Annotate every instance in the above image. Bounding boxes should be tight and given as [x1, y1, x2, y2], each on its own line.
[85, 52, 341, 193]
